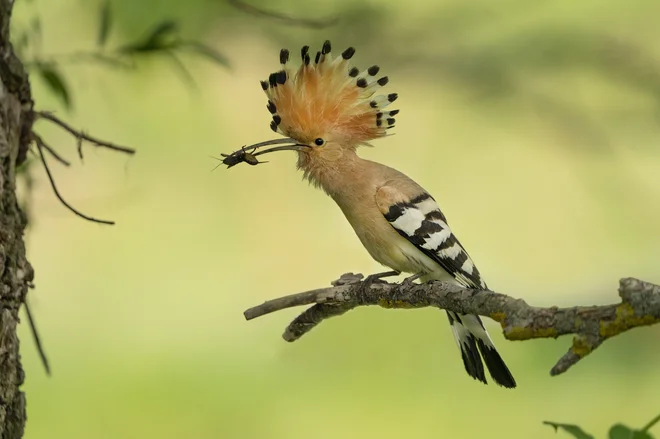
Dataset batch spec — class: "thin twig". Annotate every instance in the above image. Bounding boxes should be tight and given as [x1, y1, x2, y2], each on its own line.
[244, 274, 660, 376]
[227, 0, 339, 28]
[34, 111, 136, 155]
[24, 300, 50, 375]
[34, 135, 115, 225]
[31, 133, 70, 166]
[77, 136, 83, 161]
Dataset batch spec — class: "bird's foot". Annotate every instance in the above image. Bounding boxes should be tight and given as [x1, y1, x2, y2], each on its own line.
[360, 270, 400, 292]
[401, 272, 423, 289]
[331, 272, 365, 286]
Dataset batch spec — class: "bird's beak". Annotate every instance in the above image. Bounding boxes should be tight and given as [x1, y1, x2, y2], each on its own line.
[221, 138, 310, 168]
[251, 138, 311, 156]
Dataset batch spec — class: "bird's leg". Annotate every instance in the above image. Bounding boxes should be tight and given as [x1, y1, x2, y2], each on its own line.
[361, 270, 400, 291]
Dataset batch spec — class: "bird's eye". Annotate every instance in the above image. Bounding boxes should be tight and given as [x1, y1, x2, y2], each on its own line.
[314, 138, 325, 146]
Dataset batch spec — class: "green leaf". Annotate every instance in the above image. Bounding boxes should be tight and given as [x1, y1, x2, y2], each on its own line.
[610, 424, 654, 439]
[120, 20, 179, 54]
[179, 41, 230, 68]
[36, 64, 71, 110]
[97, 0, 112, 47]
[544, 421, 595, 439]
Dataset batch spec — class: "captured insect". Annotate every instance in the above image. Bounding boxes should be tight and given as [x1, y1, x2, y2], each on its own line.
[215, 137, 309, 170]
[211, 145, 268, 171]
[221, 145, 264, 168]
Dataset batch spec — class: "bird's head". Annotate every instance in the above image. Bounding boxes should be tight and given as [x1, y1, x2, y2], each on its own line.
[227, 41, 398, 174]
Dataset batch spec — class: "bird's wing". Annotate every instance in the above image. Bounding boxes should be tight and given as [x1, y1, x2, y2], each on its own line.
[375, 183, 486, 289]
[375, 182, 518, 389]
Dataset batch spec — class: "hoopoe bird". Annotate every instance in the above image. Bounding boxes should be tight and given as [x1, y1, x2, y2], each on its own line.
[226, 41, 516, 388]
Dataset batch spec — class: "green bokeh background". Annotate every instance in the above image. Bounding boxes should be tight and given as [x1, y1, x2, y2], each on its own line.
[13, 0, 660, 438]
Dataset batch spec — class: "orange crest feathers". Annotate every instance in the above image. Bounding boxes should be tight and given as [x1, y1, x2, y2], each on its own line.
[259, 40, 399, 146]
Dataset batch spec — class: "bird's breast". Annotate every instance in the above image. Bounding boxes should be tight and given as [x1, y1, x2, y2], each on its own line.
[336, 199, 441, 276]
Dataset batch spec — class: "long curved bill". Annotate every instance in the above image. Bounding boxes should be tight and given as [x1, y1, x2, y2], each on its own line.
[220, 138, 310, 168]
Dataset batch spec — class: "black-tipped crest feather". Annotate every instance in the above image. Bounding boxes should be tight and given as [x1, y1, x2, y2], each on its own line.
[260, 41, 399, 143]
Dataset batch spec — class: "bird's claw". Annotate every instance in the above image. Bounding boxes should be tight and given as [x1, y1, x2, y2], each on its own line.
[331, 272, 364, 286]
[360, 270, 400, 292]
[401, 273, 423, 289]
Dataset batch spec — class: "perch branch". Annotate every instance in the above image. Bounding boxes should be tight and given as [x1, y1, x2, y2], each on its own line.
[34, 111, 135, 156]
[244, 273, 660, 376]
[227, 0, 339, 28]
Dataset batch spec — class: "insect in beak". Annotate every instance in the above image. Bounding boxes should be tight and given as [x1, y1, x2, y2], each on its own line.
[219, 138, 311, 169]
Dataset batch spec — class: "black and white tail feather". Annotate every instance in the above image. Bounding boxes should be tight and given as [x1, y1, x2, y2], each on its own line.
[382, 193, 516, 388]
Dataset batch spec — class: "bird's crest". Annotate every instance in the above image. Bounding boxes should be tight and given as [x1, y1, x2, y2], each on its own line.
[260, 40, 399, 146]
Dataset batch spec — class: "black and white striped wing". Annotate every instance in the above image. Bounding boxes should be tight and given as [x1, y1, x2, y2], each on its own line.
[377, 189, 517, 388]
[382, 193, 486, 289]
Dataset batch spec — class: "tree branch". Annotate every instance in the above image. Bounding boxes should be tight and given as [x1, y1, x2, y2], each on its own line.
[33, 133, 115, 225]
[28, 111, 137, 225]
[227, 0, 339, 29]
[34, 111, 135, 155]
[23, 299, 50, 376]
[244, 273, 660, 376]
[31, 133, 70, 166]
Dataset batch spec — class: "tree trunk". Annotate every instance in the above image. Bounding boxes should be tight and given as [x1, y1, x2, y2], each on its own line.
[0, 0, 35, 438]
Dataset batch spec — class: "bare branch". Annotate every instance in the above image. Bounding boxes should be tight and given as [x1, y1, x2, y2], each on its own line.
[32, 133, 70, 166]
[227, 0, 339, 29]
[244, 273, 660, 376]
[23, 300, 50, 376]
[33, 134, 115, 225]
[34, 111, 136, 155]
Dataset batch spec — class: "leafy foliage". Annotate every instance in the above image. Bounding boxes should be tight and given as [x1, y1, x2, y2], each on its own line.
[17, 1, 229, 112]
[608, 424, 653, 439]
[12, 1, 231, 228]
[118, 20, 179, 53]
[34, 63, 71, 110]
[545, 414, 660, 439]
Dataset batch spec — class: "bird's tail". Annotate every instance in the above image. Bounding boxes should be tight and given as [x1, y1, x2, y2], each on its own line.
[446, 311, 517, 388]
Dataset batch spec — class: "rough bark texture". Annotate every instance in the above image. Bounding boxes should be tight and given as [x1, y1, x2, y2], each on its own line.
[0, 0, 34, 438]
[245, 273, 660, 376]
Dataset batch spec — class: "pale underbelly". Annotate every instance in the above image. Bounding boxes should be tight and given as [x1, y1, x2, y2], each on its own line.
[354, 218, 456, 283]
[336, 197, 456, 283]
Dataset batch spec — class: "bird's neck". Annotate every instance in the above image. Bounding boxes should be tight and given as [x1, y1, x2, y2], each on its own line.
[297, 149, 368, 198]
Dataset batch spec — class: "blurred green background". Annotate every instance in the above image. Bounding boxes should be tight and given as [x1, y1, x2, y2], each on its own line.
[11, 0, 660, 438]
